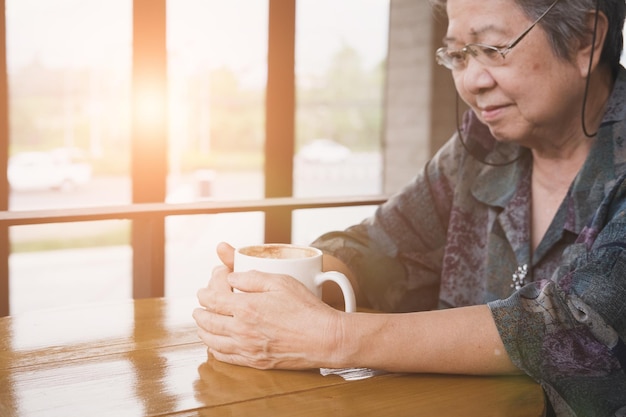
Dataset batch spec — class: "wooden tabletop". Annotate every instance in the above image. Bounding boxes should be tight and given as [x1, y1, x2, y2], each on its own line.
[0, 297, 545, 417]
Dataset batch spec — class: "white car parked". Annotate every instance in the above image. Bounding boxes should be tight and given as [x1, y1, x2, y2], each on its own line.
[296, 139, 351, 164]
[8, 148, 92, 191]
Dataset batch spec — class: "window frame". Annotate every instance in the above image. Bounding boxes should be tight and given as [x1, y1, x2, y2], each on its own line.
[0, 0, 388, 316]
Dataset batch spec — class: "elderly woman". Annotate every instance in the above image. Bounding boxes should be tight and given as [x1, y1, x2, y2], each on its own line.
[193, 0, 626, 415]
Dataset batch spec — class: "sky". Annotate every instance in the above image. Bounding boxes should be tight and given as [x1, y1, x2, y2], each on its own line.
[6, 0, 131, 71]
[6, 0, 390, 80]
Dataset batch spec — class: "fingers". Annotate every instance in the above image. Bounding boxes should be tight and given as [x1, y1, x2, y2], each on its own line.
[209, 349, 273, 369]
[193, 307, 233, 337]
[193, 308, 242, 360]
[197, 266, 234, 315]
[228, 270, 304, 294]
[227, 270, 271, 293]
[193, 307, 275, 369]
[216, 242, 235, 269]
[208, 264, 232, 291]
[208, 350, 243, 367]
[193, 262, 334, 370]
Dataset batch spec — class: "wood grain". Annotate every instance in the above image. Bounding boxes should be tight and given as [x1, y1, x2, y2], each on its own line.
[0, 297, 545, 417]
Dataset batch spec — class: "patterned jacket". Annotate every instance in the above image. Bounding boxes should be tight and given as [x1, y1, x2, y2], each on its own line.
[312, 68, 626, 415]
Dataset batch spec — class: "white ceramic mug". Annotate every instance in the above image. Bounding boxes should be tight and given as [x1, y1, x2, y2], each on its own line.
[233, 243, 356, 313]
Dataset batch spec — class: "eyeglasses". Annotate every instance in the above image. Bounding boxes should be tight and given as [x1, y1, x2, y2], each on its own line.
[435, 0, 560, 71]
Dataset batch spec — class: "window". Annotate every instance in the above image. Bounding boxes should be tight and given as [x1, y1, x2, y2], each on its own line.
[164, 0, 389, 296]
[7, 0, 133, 314]
[4, 0, 389, 314]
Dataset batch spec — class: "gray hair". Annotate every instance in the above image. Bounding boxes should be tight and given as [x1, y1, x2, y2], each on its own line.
[430, 0, 625, 79]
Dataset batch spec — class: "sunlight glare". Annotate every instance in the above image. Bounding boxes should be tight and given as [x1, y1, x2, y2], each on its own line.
[135, 87, 166, 131]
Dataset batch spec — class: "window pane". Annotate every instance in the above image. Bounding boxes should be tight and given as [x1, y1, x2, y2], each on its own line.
[292, 206, 379, 246]
[166, 0, 268, 203]
[165, 212, 264, 297]
[294, 0, 389, 198]
[7, 0, 132, 208]
[165, 0, 269, 296]
[292, 1, 388, 246]
[7, 0, 133, 314]
[9, 220, 132, 315]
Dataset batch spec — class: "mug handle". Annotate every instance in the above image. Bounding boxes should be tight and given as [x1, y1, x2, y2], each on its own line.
[315, 271, 356, 313]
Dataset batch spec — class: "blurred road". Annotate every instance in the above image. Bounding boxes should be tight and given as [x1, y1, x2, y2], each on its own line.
[8, 153, 384, 314]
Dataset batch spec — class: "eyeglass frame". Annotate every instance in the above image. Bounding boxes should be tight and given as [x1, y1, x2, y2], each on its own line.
[435, 0, 560, 71]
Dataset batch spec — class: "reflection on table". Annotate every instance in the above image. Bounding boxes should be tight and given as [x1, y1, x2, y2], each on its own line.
[0, 297, 545, 416]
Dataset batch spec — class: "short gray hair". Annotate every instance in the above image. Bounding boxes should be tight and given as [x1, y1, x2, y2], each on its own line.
[430, 0, 625, 79]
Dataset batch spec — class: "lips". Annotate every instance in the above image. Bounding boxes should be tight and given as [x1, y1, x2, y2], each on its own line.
[479, 104, 509, 122]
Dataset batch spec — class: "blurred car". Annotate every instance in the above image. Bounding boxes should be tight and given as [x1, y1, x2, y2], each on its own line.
[8, 148, 92, 191]
[296, 139, 351, 164]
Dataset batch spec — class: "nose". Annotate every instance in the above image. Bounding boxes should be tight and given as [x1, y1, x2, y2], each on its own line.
[457, 58, 496, 95]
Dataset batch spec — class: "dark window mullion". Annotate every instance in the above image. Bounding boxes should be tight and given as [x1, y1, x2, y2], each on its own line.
[1, 0, 10, 316]
[264, 0, 296, 243]
[131, 0, 167, 299]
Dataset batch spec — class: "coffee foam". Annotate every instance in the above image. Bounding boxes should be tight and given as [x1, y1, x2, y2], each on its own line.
[239, 245, 318, 259]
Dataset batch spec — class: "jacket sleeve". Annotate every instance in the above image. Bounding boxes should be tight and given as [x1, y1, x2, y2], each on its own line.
[488, 175, 626, 417]
[311, 135, 464, 312]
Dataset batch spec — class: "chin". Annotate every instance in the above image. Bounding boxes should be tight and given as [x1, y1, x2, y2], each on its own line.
[489, 129, 529, 149]
[486, 125, 512, 142]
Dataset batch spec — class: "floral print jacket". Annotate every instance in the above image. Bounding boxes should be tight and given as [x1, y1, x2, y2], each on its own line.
[312, 68, 626, 415]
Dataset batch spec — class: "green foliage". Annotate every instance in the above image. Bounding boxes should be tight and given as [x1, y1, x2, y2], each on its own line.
[9, 45, 385, 174]
[297, 44, 384, 151]
[7, 45, 386, 252]
[11, 223, 130, 253]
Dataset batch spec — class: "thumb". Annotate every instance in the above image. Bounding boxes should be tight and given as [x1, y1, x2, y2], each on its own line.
[216, 242, 235, 269]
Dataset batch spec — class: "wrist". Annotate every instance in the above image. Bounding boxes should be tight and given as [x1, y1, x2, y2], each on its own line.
[324, 310, 370, 369]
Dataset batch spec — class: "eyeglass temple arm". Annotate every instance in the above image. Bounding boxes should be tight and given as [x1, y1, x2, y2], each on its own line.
[506, 0, 560, 50]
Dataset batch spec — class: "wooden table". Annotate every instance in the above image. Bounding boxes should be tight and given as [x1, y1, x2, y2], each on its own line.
[0, 297, 545, 416]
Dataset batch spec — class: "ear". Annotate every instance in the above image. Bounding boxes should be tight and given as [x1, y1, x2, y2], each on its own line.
[575, 9, 609, 77]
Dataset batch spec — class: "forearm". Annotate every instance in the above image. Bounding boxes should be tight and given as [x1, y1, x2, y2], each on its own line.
[322, 254, 519, 375]
[334, 304, 521, 375]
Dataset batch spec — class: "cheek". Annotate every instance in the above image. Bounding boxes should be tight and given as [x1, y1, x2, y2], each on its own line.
[514, 64, 578, 115]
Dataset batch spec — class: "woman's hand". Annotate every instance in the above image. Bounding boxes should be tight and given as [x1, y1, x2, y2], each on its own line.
[192, 242, 347, 370]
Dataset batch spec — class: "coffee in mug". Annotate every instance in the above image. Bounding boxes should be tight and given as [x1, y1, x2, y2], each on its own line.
[233, 243, 356, 312]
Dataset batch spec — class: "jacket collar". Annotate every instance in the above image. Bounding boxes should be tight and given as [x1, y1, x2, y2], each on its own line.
[469, 66, 626, 236]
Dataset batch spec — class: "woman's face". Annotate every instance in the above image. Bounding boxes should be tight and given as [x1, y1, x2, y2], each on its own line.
[446, 0, 586, 148]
